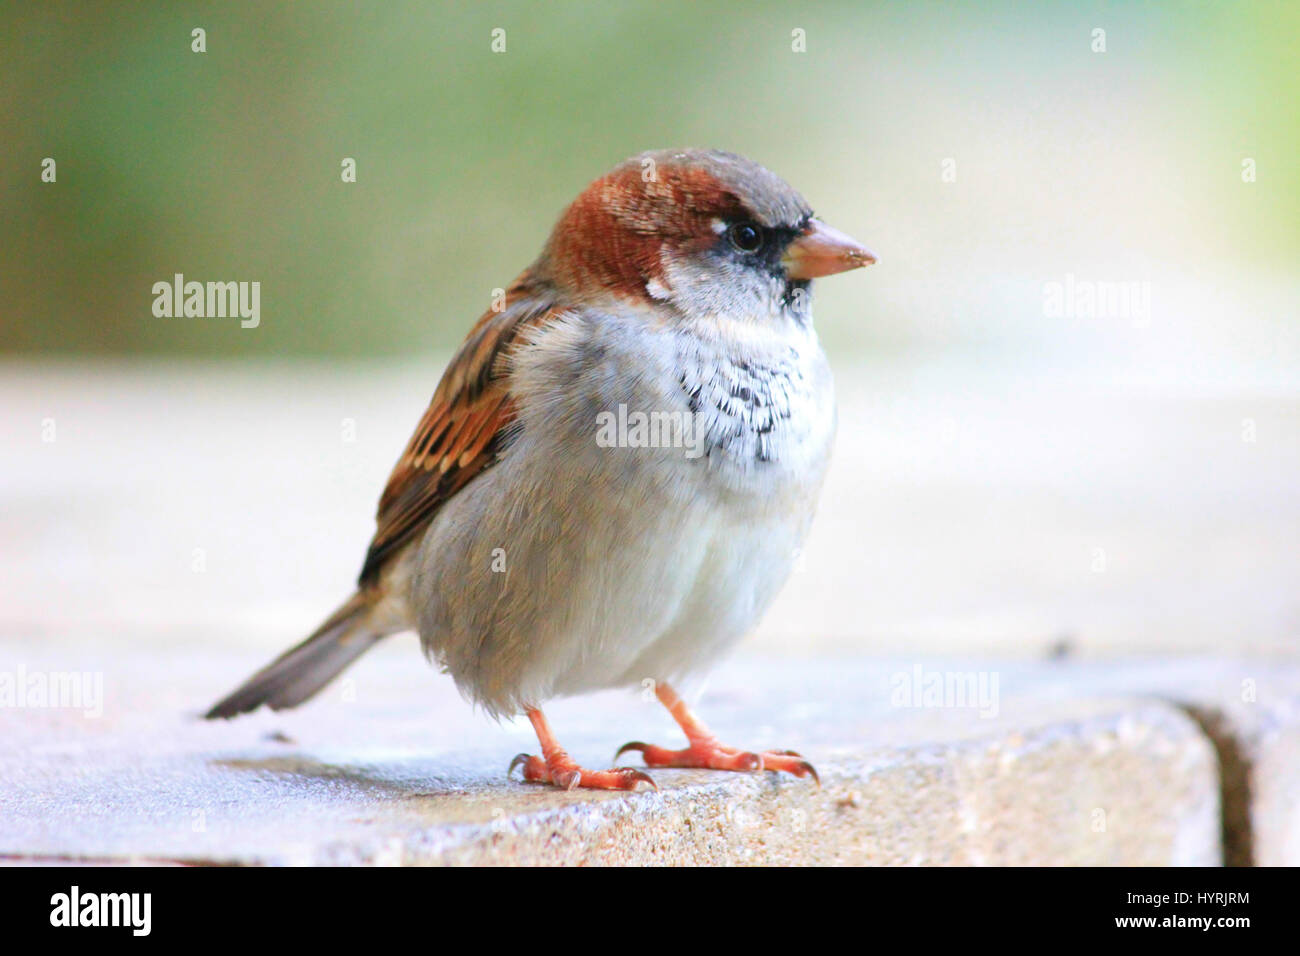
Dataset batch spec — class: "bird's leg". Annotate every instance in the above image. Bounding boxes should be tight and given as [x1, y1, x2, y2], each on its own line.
[617, 682, 818, 782]
[509, 707, 656, 791]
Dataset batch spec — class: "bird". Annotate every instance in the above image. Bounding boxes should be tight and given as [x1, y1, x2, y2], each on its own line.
[206, 148, 876, 790]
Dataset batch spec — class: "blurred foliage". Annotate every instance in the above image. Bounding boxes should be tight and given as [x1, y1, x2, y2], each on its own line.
[2, 1, 1297, 357]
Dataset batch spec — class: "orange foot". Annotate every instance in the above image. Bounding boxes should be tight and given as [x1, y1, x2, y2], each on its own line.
[615, 740, 816, 780]
[509, 708, 657, 791]
[616, 682, 819, 784]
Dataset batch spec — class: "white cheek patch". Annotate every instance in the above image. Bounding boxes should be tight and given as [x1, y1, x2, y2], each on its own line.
[645, 277, 672, 300]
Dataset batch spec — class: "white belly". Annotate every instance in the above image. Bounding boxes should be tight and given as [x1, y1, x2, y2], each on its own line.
[410, 310, 834, 716]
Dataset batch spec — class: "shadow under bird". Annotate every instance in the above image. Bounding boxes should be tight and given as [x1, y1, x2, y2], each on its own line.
[207, 148, 876, 790]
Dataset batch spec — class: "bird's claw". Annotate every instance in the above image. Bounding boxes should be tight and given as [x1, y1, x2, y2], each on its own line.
[616, 738, 818, 783]
[507, 752, 533, 779]
[614, 740, 648, 761]
[620, 768, 659, 791]
[506, 752, 657, 791]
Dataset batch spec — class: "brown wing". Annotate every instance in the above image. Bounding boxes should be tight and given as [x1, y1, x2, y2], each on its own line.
[357, 273, 556, 586]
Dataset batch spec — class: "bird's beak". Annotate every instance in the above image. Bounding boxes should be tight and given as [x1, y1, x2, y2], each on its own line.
[782, 219, 877, 279]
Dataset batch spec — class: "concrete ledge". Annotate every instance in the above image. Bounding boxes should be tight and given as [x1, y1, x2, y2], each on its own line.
[1, 648, 1295, 865]
[1179, 694, 1300, 866]
[370, 702, 1218, 867]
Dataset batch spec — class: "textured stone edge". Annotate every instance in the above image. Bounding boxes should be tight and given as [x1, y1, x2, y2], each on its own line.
[1176, 696, 1300, 867]
[293, 700, 1220, 866]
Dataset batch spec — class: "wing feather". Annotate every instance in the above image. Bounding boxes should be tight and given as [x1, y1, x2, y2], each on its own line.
[358, 274, 556, 585]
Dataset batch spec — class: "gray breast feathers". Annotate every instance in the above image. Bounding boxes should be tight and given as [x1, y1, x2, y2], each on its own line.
[676, 345, 807, 464]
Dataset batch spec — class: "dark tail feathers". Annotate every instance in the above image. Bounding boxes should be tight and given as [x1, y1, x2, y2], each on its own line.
[205, 592, 386, 719]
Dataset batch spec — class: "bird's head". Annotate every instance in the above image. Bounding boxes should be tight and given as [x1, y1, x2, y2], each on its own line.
[536, 148, 875, 326]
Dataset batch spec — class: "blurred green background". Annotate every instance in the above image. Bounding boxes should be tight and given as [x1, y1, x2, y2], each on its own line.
[3, 0, 1297, 361]
[2, 2, 1299, 665]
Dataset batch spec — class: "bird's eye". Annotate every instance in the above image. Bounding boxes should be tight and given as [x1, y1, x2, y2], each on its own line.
[727, 222, 764, 253]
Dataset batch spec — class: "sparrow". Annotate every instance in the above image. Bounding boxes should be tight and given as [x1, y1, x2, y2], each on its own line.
[206, 148, 876, 790]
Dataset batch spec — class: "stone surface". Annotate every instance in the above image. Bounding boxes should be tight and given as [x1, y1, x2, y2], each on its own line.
[2, 359, 1297, 864]
[0, 646, 1240, 865]
[1180, 690, 1300, 867]
[1016, 659, 1300, 867]
[3, 358, 1297, 662]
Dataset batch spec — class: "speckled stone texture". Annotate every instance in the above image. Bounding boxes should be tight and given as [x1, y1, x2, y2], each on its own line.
[4, 362, 1297, 864]
[9, 648, 1291, 866]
